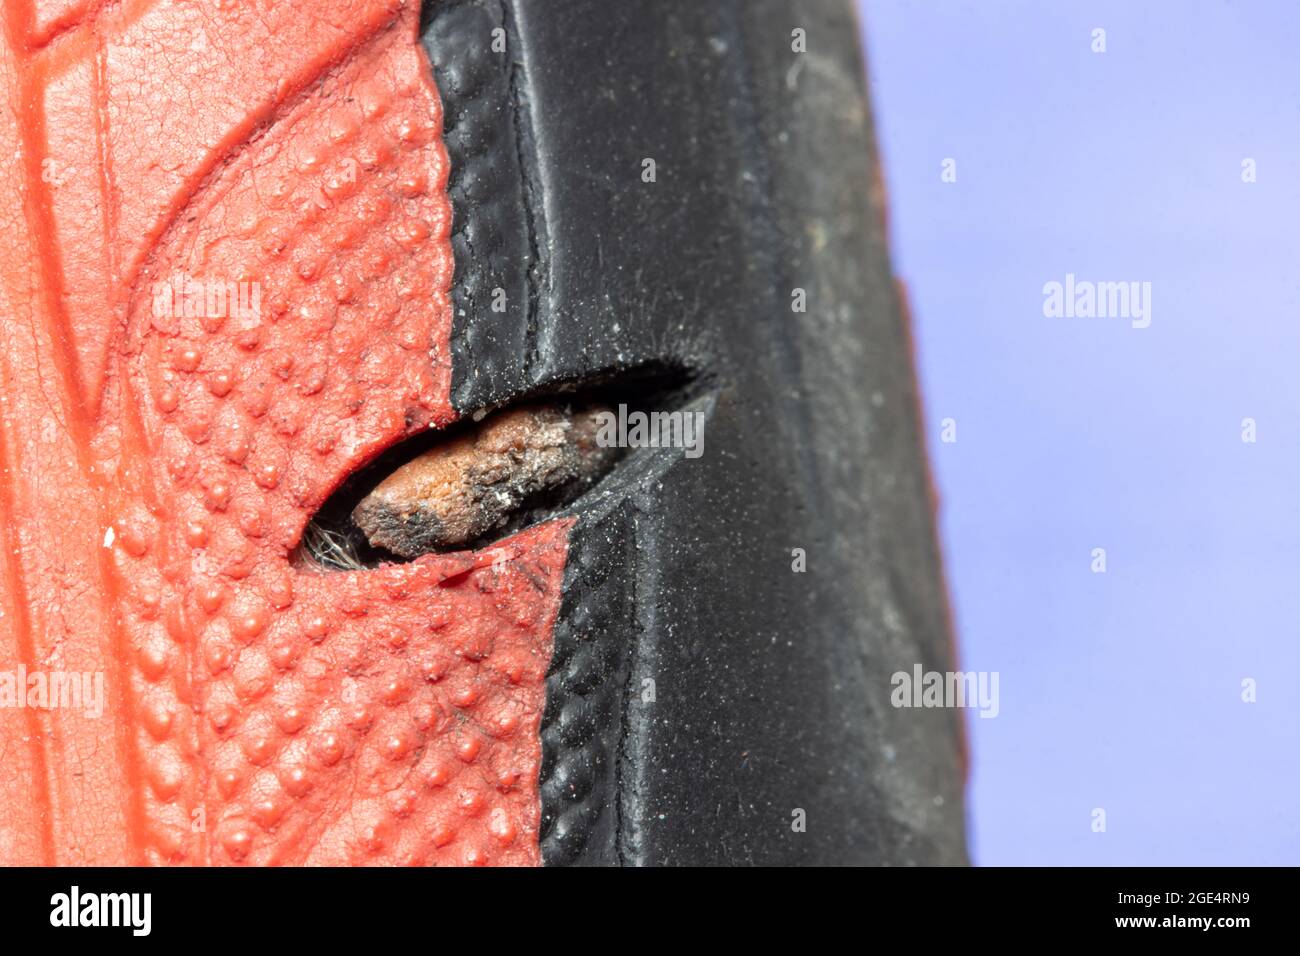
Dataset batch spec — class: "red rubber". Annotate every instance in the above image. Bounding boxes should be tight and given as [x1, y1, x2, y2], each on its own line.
[0, 0, 565, 865]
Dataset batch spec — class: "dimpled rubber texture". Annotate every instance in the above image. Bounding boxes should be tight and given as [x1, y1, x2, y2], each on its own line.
[420, 0, 537, 406]
[425, 0, 969, 864]
[0, 0, 567, 865]
[538, 505, 638, 865]
[417, 0, 628, 864]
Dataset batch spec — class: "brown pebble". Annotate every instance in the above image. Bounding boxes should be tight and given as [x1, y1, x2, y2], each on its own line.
[352, 404, 616, 556]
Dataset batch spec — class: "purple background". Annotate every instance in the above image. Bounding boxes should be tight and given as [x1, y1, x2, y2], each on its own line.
[859, 0, 1300, 864]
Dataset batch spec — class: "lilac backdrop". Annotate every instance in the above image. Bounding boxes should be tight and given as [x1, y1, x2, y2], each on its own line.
[858, 0, 1300, 864]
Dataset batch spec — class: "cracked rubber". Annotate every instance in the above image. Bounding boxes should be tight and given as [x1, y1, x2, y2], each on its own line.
[0, 0, 564, 866]
[0, 0, 967, 867]
[425, 0, 968, 865]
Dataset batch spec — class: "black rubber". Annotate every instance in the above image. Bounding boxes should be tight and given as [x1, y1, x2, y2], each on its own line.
[423, 0, 968, 866]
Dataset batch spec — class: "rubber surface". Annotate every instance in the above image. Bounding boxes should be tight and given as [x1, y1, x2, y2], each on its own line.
[424, 0, 968, 864]
[0, 0, 967, 866]
[0, 0, 563, 866]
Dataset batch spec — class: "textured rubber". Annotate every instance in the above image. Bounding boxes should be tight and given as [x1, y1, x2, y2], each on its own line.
[0, 0, 968, 868]
[423, 0, 968, 865]
[0, 0, 564, 865]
